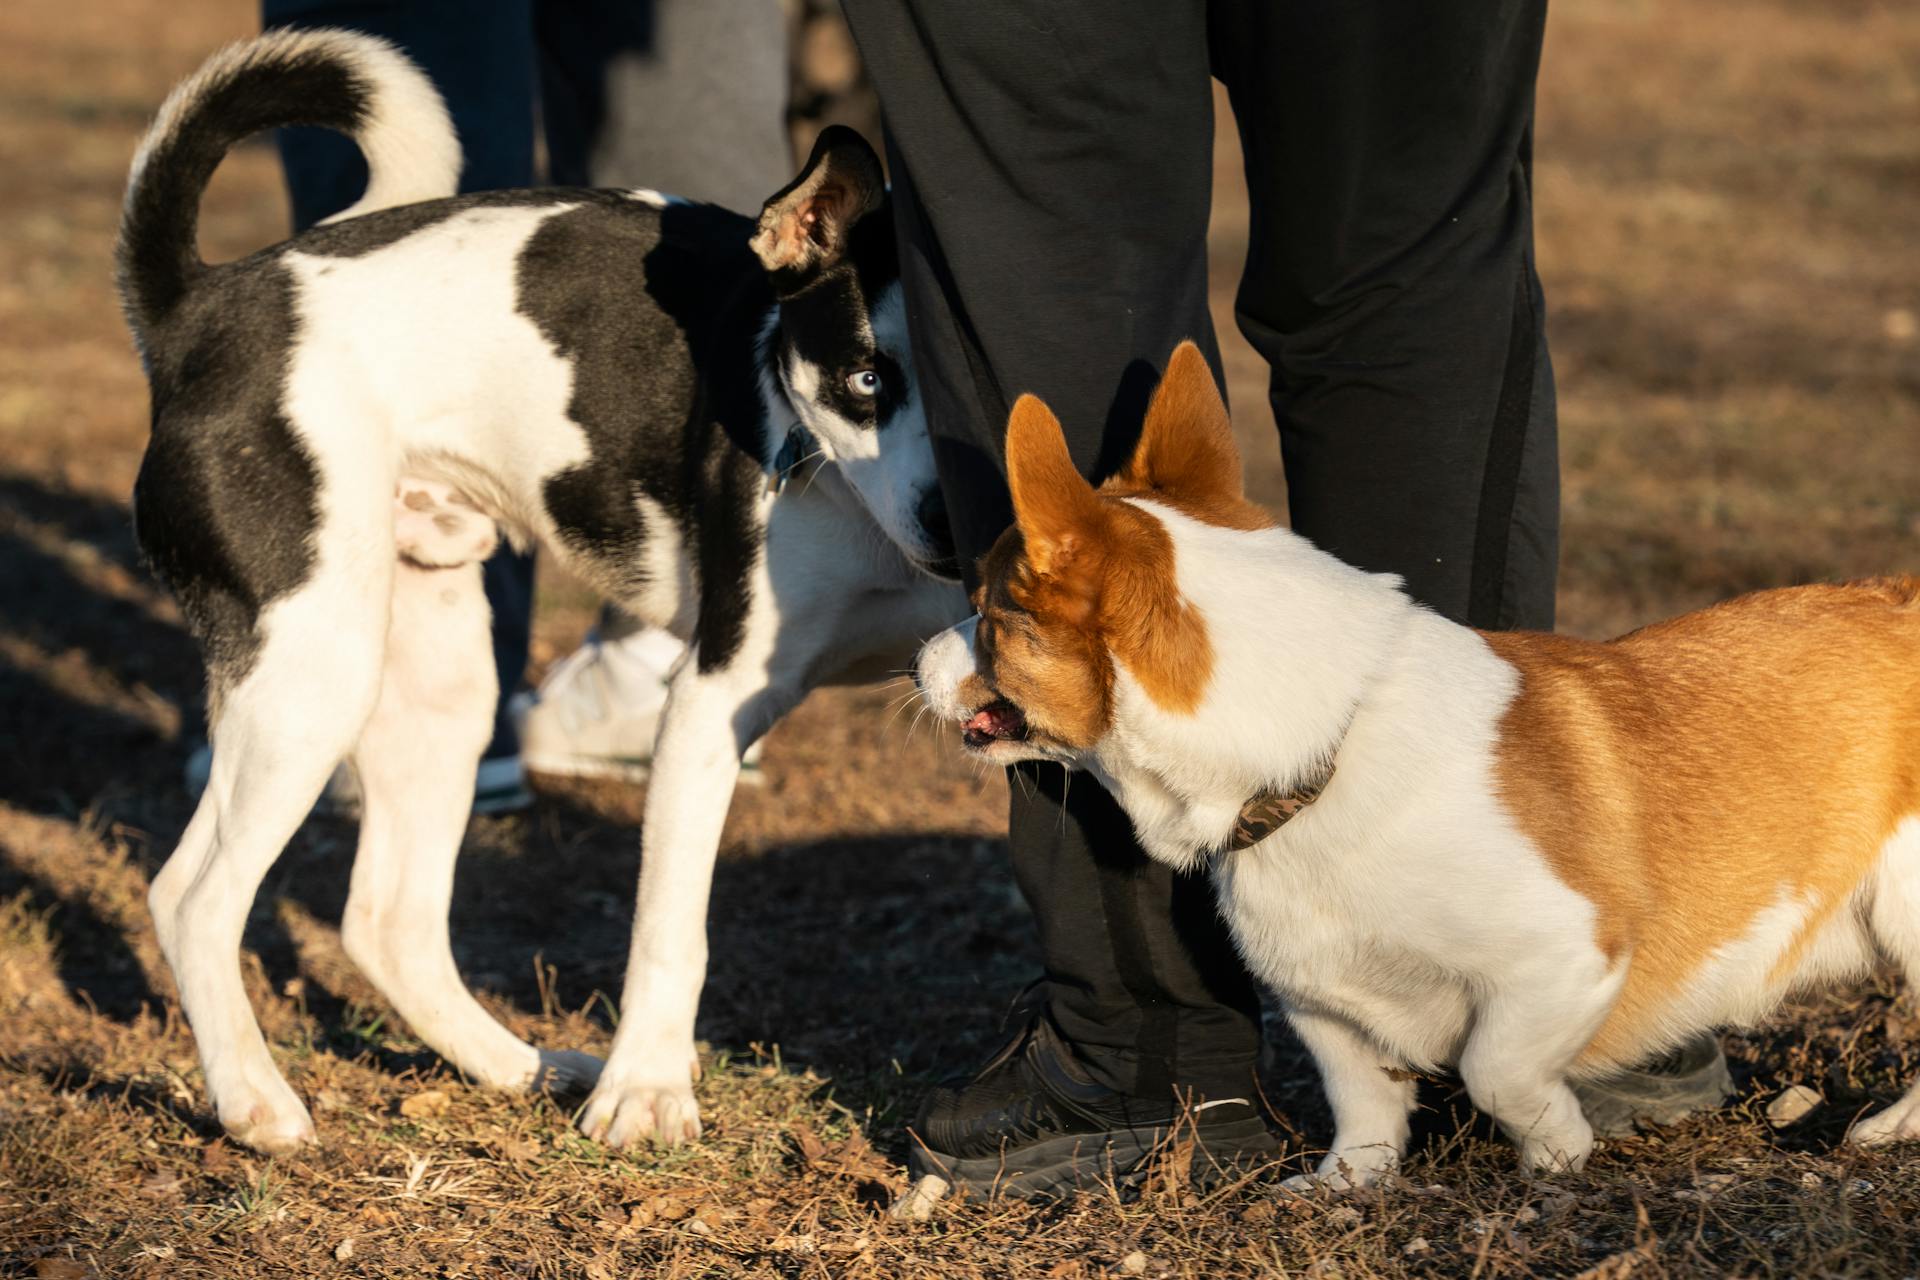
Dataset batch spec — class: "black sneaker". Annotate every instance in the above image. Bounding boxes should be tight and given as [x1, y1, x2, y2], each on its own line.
[907, 1014, 1277, 1200]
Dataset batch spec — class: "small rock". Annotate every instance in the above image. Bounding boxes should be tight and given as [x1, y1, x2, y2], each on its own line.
[1847, 1179, 1875, 1197]
[890, 1174, 950, 1221]
[1513, 1205, 1540, 1224]
[685, 1218, 712, 1236]
[399, 1089, 450, 1119]
[1403, 1237, 1431, 1256]
[1767, 1085, 1823, 1128]
[1119, 1252, 1149, 1276]
[1800, 1171, 1824, 1189]
[334, 1240, 355, 1262]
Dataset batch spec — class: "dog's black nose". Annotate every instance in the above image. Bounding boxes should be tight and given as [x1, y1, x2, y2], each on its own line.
[916, 487, 954, 556]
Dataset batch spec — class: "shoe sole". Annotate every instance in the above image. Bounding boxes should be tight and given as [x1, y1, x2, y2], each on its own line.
[906, 1114, 1277, 1201]
[521, 754, 766, 787]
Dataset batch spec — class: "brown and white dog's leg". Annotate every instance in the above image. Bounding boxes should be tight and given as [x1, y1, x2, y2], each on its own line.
[341, 557, 601, 1094]
[1457, 974, 1610, 1174]
[1847, 816, 1920, 1146]
[1282, 1003, 1416, 1191]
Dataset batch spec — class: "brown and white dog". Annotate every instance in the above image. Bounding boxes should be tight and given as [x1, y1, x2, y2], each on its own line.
[915, 341, 1920, 1186]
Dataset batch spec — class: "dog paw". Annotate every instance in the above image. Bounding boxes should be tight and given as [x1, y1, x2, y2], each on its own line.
[1516, 1130, 1592, 1174]
[219, 1088, 317, 1156]
[577, 1077, 701, 1148]
[1282, 1149, 1395, 1194]
[1846, 1101, 1920, 1147]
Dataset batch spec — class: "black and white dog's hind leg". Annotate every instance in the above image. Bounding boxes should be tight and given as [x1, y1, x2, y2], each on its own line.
[342, 551, 604, 1099]
[144, 444, 398, 1154]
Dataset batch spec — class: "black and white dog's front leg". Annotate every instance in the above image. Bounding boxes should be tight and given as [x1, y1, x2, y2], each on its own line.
[576, 630, 797, 1146]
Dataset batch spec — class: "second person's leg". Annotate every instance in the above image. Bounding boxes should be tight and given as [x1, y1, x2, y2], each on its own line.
[262, 0, 539, 812]
[843, 0, 1271, 1196]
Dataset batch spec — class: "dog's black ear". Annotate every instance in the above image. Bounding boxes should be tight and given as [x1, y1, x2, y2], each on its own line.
[751, 126, 884, 292]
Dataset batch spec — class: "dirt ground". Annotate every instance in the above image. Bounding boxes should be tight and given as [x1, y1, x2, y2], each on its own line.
[2, 0, 1918, 1276]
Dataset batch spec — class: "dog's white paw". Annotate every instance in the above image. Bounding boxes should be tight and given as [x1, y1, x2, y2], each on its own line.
[218, 1083, 317, 1155]
[578, 1076, 701, 1148]
[1283, 1148, 1396, 1194]
[1516, 1126, 1592, 1174]
[1846, 1099, 1920, 1147]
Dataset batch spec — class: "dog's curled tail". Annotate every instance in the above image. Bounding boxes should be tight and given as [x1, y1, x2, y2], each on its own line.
[116, 29, 460, 340]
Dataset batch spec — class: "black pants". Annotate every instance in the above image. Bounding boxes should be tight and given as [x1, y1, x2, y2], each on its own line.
[265, 0, 544, 759]
[843, 0, 1558, 1096]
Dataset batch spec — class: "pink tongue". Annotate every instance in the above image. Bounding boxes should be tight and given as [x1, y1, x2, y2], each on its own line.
[966, 705, 1019, 738]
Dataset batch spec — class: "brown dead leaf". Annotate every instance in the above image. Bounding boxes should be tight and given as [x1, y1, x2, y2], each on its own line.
[648, 1191, 699, 1223]
[198, 1139, 233, 1175]
[138, 1171, 183, 1198]
[1573, 1244, 1655, 1280]
[498, 1136, 541, 1163]
[398, 1088, 450, 1119]
[34, 1261, 94, 1280]
[791, 1123, 828, 1164]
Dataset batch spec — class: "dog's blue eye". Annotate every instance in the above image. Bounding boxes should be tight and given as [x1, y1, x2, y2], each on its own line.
[846, 369, 880, 398]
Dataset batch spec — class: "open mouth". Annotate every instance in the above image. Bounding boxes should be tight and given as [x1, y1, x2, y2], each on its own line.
[962, 698, 1029, 750]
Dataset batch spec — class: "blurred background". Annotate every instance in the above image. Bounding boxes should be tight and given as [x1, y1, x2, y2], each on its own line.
[0, 1, 1915, 1274]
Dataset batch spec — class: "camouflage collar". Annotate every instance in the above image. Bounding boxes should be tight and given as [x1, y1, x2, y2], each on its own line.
[1222, 757, 1337, 851]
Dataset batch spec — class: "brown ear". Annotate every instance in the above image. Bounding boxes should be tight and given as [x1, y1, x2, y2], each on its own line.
[1006, 394, 1103, 582]
[750, 126, 884, 289]
[1116, 341, 1244, 505]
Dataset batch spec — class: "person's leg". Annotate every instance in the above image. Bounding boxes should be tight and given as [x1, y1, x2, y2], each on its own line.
[1211, 0, 1729, 1134]
[263, 0, 539, 787]
[842, 0, 1270, 1194]
[537, 0, 789, 210]
[1209, 0, 1556, 631]
[515, 0, 791, 784]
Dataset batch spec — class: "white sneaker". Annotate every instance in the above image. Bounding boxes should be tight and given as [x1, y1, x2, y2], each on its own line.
[513, 626, 763, 785]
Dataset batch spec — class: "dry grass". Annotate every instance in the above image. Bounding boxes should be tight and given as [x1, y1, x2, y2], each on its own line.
[2, 0, 1918, 1275]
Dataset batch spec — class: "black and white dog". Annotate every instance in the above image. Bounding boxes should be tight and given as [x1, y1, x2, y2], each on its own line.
[119, 31, 963, 1154]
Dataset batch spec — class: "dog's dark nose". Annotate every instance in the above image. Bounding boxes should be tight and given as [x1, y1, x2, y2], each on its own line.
[916, 487, 954, 556]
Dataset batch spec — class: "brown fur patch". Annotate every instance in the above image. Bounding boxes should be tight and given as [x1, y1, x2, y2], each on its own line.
[1483, 576, 1920, 1067]
[968, 345, 1282, 742]
[1105, 341, 1276, 532]
[978, 388, 1230, 746]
